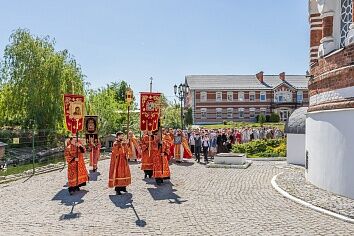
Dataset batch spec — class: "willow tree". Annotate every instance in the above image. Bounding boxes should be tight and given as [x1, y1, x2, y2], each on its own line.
[0, 29, 85, 132]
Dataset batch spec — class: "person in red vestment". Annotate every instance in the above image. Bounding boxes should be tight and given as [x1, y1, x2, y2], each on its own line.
[108, 131, 131, 195]
[89, 139, 101, 172]
[64, 137, 89, 195]
[140, 131, 155, 178]
[153, 132, 171, 185]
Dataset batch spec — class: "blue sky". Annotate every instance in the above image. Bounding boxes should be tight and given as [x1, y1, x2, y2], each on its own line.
[0, 0, 309, 100]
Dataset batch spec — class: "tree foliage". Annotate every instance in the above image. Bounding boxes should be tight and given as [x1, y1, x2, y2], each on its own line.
[0, 29, 85, 132]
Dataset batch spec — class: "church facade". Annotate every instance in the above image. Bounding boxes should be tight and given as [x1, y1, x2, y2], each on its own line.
[307, 0, 354, 199]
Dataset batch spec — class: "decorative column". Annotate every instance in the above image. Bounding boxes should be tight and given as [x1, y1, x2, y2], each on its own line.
[309, 0, 322, 63]
[345, 0, 354, 46]
[317, 0, 337, 57]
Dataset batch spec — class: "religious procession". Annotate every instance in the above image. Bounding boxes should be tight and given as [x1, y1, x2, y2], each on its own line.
[63, 91, 193, 196]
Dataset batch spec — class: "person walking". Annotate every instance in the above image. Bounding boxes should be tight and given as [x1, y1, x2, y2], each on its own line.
[189, 131, 196, 157]
[202, 134, 210, 164]
[194, 132, 202, 163]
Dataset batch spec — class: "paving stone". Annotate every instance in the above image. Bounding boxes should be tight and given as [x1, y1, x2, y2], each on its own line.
[0, 160, 354, 235]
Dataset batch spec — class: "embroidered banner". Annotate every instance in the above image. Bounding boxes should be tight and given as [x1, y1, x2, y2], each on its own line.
[140, 92, 161, 132]
[63, 94, 85, 135]
[84, 115, 99, 145]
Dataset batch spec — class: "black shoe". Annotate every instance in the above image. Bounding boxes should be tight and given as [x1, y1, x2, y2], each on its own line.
[122, 187, 127, 193]
[116, 191, 122, 195]
[75, 186, 80, 192]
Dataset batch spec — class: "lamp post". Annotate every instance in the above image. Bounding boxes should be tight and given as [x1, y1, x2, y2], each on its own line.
[173, 83, 189, 130]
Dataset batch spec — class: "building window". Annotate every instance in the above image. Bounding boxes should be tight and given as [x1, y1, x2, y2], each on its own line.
[227, 108, 233, 119]
[200, 92, 207, 102]
[275, 91, 292, 103]
[341, 0, 353, 47]
[227, 92, 233, 102]
[297, 91, 303, 103]
[238, 108, 244, 119]
[216, 108, 222, 119]
[260, 108, 267, 116]
[249, 108, 256, 118]
[260, 92, 266, 102]
[249, 92, 255, 102]
[201, 108, 207, 119]
[216, 92, 222, 102]
[238, 92, 244, 101]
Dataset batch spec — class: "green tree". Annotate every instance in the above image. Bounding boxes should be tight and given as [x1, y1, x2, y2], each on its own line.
[162, 101, 181, 129]
[184, 107, 193, 126]
[0, 29, 85, 132]
[258, 114, 266, 125]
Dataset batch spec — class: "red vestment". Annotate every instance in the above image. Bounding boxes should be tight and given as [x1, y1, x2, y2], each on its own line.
[65, 143, 89, 188]
[140, 135, 155, 171]
[153, 140, 171, 179]
[108, 141, 131, 188]
[89, 142, 101, 169]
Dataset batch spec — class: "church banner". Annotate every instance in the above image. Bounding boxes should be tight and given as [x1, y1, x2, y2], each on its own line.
[140, 92, 161, 132]
[63, 94, 85, 135]
[84, 115, 99, 145]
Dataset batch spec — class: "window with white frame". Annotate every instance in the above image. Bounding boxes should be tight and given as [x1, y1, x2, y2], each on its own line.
[227, 92, 233, 102]
[260, 92, 266, 102]
[249, 92, 255, 102]
[297, 91, 303, 103]
[238, 92, 244, 101]
[216, 92, 222, 102]
[249, 108, 256, 118]
[260, 108, 267, 116]
[238, 108, 244, 119]
[200, 92, 207, 102]
[201, 108, 207, 119]
[227, 108, 233, 119]
[216, 108, 222, 119]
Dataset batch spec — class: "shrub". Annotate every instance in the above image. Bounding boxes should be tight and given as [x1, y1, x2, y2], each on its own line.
[232, 138, 286, 158]
[258, 114, 266, 124]
[269, 113, 280, 123]
[266, 115, 271, 122]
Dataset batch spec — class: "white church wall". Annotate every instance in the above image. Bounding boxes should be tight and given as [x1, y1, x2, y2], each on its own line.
[287, 134, 306, 166]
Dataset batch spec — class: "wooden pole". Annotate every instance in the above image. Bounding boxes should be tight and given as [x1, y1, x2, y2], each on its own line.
[127, 105, 130, 139]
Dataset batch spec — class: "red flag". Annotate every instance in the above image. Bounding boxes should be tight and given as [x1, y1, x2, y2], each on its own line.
[140, 92, 161, 132]
[63, 94, 85, 135]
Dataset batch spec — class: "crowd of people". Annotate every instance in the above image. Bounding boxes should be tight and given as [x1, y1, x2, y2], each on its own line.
[64, 126, 283, 195]
[187, 126, 284, 161]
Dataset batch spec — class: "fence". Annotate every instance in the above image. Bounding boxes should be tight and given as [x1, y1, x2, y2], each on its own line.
[0, 129, 69, 176]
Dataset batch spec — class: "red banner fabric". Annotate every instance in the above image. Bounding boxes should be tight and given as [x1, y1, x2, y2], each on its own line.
[140, 92, 161, 132]
[63, 94, 85, 135]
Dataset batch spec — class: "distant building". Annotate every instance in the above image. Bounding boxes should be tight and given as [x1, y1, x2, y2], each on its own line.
[306, 0, 354, 199]
[185, 73, 309, 124]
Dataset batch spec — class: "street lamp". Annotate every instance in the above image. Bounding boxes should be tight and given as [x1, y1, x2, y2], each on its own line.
[174, 82, 189, 130]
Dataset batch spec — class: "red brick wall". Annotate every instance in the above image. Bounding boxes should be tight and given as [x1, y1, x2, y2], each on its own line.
[309, 43, 354, 112]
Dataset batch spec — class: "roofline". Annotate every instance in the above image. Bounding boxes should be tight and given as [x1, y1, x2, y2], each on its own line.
[185, 74, 306, 77]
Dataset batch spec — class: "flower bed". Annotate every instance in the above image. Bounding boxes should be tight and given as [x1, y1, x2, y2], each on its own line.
[232, 139, 286, 158]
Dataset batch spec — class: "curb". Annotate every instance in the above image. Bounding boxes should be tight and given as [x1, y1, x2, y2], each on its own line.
[271, 172, 354, 224]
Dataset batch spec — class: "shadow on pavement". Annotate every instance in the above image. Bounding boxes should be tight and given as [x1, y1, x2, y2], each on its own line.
[89, 170, 101, 181]
[52, 189, 88, 221]
[109, 193, 147, 227]
[147, 182, 187, 204]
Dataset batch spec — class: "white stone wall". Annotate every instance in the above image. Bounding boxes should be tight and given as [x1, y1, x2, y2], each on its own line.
[309, 84, 354, 106]
[287, 134, 306, 166]
[306, 108, 354, 199]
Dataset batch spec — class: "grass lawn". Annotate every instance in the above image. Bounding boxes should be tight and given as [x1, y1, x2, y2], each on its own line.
[201, 122, 285, 131]
[0, 156, 64, 176]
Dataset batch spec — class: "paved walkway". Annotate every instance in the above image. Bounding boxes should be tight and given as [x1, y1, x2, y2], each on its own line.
[1, 160, 354, 235]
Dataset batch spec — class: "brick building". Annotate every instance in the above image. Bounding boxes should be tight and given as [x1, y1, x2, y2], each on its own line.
[306, 0, 354, 199]
[185, 73, 309, 124]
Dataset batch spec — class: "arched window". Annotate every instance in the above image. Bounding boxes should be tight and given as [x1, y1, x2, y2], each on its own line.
[341, 0, 353, 47]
